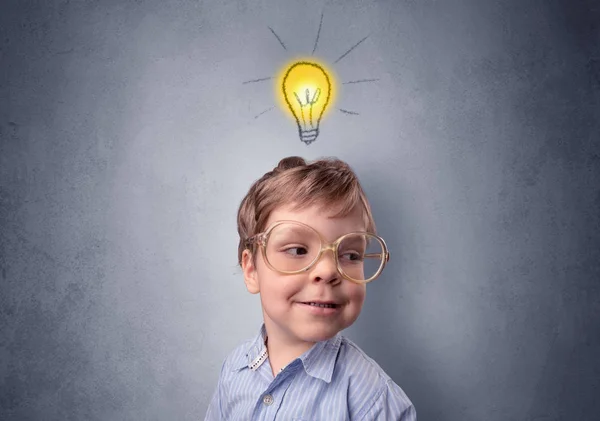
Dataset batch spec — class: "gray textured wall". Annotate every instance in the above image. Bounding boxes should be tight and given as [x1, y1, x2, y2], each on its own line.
[1, 0, 599, 420]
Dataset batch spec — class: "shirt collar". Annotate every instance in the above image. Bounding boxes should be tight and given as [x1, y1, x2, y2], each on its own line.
[230, 324, 342, 384]
[230, 324, 267, 372]
[301, 332, 342, 383]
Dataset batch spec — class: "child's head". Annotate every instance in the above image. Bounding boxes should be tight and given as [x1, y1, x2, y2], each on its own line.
[236, 156, 387, 345]
[237, 156, 376, 262]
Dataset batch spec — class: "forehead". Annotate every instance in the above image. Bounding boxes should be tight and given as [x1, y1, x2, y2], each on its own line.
[266, 203, 367, 239]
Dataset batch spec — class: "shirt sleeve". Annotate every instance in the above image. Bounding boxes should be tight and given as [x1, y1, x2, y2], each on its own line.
[204, 361, 227, 421]
[357, 379, 417, 421]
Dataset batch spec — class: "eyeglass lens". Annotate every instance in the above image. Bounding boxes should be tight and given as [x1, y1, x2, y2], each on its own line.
[264, 222, 385, 281]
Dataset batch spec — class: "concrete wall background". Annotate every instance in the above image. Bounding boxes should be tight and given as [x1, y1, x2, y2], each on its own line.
[1, 0, 599, 420]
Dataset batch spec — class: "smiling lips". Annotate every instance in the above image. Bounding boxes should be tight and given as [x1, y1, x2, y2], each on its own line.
[299, 301, 341, 309]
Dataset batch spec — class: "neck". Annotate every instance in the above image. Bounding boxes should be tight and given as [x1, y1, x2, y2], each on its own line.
[263, 326, 315, 376]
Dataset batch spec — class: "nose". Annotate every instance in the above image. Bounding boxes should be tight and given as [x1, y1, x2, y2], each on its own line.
[310, 248, 341, 285]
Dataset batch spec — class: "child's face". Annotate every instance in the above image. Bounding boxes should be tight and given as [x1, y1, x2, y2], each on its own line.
[242, 203, 367, 347]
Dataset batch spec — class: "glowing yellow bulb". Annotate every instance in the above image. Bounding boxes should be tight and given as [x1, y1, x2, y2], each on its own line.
[277, 59, 335, 144]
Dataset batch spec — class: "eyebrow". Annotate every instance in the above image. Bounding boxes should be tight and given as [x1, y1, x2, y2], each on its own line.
[269, 221, 368, 241]
[339, 236, 367, 247]
[268, 225, 310, 240]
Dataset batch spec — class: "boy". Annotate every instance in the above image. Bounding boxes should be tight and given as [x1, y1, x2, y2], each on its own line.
[205, 156, 416, 420]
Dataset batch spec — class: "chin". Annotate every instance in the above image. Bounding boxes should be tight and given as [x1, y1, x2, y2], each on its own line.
[299, 327, 343, 343]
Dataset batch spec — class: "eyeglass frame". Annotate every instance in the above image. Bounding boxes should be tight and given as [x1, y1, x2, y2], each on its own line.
[244, 220, 390, 284]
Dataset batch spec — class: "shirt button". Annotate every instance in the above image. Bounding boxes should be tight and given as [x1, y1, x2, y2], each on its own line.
[263, 394, 274, 406]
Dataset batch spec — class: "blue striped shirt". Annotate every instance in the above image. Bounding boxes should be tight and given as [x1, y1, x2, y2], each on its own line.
[205, 325, 416, 420]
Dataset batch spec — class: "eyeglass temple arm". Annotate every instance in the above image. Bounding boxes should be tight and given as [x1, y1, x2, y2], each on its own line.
[245, 233, 265, 247]
[364, 252, 390, 262]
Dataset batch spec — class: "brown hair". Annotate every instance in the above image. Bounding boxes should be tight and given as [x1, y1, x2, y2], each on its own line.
[236, 156, 376, 265]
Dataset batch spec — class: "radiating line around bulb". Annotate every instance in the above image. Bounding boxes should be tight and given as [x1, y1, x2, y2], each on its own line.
[334, 35, 369, 63]
[343, 78, 379, 84]
[243, 77, 272, 84]
[268, 27, 287, 51]
[254, 107, 274, 119]
[312, 12, 324, 55]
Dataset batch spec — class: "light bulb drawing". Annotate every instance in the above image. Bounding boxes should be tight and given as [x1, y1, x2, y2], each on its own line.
[243, 12, 377, 145]
[282, 61, 331, 145]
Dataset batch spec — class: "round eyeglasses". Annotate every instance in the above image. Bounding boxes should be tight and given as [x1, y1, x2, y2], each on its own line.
[245, 220, 390, 284]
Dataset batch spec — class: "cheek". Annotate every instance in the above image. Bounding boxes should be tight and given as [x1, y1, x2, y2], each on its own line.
[256, 266, 305, 302]
[347, 284, 366, 306]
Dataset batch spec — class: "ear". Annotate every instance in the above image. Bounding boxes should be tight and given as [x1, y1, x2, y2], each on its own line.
[241, 249, 260, 294]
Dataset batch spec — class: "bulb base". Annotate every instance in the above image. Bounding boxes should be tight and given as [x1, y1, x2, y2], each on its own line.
[299, 128, 319, 145]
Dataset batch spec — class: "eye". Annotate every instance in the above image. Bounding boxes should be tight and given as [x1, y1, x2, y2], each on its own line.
[340, 251, 363, 262]
[282, 246, 309, 256]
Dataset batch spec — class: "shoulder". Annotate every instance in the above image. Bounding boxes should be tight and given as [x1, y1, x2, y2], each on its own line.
[205, 338, 256, 421]
[336, 336, 392, 382]
[336, 336, 415, 420]
[220, 338, 253, 373]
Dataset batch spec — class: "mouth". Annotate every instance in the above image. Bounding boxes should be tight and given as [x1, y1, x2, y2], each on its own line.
[299, 301, 341, 309]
